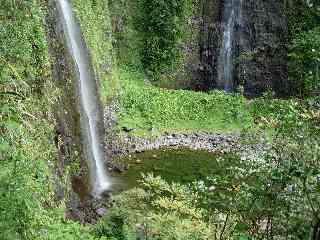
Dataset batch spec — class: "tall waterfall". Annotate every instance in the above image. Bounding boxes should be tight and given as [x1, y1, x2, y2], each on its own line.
[216, 0, 242, 91]
[57, 0, 111, 196]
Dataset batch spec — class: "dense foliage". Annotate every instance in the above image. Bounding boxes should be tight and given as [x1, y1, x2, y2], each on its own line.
[134, 0, 191, 81]
[0, 1, 101, 239]
[0, 0, 48, 94]
[289, 27, 320, 95]
[287, 0, 320, 96]
[0, 1, 52, 238]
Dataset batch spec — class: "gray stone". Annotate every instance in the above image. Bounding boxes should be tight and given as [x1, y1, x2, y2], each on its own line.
[96, 208, 107, 216]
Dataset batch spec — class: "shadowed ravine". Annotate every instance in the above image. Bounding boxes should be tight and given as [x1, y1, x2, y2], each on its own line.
[57, 0, 111, 197]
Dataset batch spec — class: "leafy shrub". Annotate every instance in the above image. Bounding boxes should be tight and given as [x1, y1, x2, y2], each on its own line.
[289, 27, 320, 96]
[95, 175, 213, 240]
[287, 0, 320, 96]
[0, 0, 49, 95]
[116, 66, 252, 135]
[134, 0, 191, 80]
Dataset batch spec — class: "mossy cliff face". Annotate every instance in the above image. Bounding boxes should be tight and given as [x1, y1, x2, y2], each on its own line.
[72, 0, 114, 102]
[44, 0, 92, 220]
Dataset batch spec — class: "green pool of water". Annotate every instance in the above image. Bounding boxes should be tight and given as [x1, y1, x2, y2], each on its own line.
[112, 148, 240, 191]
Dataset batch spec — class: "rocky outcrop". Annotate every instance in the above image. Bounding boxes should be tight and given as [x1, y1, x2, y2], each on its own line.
[187, 0, 222, 91]
[106, 132, 268, 163]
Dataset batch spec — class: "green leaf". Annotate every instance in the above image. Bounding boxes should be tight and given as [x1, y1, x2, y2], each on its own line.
[238, 234, 251, 240]
[0, 141, 10, 153]
[4, 120, 20, 130]
[235, 222, 249, 232]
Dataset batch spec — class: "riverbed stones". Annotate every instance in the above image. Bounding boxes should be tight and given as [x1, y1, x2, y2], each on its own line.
[106, 128, 268, 163]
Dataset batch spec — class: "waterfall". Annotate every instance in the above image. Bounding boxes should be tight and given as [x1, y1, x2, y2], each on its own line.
[217, 0, 242, 91]
[57, 0, 111, 196]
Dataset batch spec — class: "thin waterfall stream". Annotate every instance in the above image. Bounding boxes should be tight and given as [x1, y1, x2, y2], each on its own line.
[217, 0, 242, 91]
[57, 0, 111, 197]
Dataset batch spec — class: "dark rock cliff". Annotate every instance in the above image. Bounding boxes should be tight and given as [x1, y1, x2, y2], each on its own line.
[184, 0, 288, 96]
[238, 0, 288, 96]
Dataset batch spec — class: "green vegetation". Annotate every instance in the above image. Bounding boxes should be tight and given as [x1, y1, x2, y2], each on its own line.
[0, 1, 100, 239]
[287, 0, 320, 96]
[73, 0, 115, 102]
[289, 26, 320, 95]
[107, 0, 141, 67]
[116, 66, 251, 136]
[2, 0, 320, 239]
[134, 0, 192, 81]
[1, 1, 52, 238]
[95, 175, 214, 240]
[96, 101, 320, 239]
[115, 66, 313, 138]
[0, 0, 48, 93]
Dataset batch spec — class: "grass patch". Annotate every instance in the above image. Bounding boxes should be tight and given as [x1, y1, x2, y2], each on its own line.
[116, 66, 253, 136]
[114, 66, 318, 138]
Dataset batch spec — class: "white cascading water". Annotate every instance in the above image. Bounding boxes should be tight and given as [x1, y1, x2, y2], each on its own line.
[57, 0, 111, 196]
[217, 0, 242, 91]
